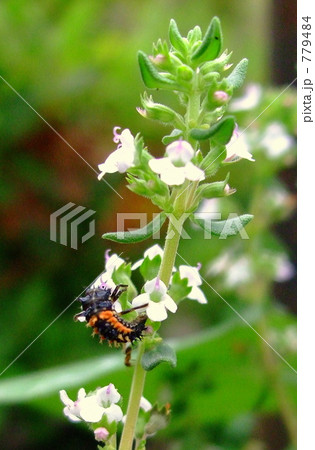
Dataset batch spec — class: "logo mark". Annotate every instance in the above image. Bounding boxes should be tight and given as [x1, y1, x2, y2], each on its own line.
[50, 202, 96, 249]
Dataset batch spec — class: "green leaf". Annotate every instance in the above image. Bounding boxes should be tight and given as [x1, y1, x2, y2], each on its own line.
[141, 342, 177, 371]
[191, 17, 222, 64]
[102, 213, 167, 243]
[0, 355, 122, 404]
[168, 271, 191, 302]
[162, 129, 183, 145]
[192, 214, 253, 238]
[138, 51, 184, 91]
[187, 25, 202, 45]
[190, 116, 235, 143]
[139, 254, 162, 281]
[200, 144, 226, 178]
[226, 58, 248, 90]
[169, 19, 187, 56]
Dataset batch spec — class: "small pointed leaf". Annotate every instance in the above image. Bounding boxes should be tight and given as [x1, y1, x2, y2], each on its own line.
[102, 213, 166, 243]
[190, 116, 235, 143]
[192, 214, 253, 238]
[169, 19, 187, 56]
[191, 17, 222, 64]
[162, 129, 183, 145]
[138, 51, 184, 91]
[226, 58, 248, 90]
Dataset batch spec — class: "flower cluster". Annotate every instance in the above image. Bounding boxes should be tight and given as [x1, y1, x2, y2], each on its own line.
[82, 247, 208, 323]
[98, 125, 254, 189]
[60, 383, 123, 425]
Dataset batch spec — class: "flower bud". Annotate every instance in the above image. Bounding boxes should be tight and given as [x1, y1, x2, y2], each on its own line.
[94, 427, 109, 442]
[139, 94, 178, 123]
[177, 65, 194, 81]
[213, 90, 230, 105]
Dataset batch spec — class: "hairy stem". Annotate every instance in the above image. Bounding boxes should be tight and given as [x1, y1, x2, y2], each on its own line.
[118, 343, 146, 450]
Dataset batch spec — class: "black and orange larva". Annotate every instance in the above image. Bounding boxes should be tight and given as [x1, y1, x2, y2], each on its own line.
[74, 284, 148, 347]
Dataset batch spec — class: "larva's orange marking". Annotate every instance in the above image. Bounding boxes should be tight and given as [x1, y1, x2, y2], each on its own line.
[98, 310, 113, 320]
[89, 315, 98, 326]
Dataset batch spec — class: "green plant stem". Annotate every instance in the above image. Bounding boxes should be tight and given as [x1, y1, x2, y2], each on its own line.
[119, 195, 189, 450]
[118, 343, 146, 450]
[158, 216, 183, 286]
[119, 77, 200, 450]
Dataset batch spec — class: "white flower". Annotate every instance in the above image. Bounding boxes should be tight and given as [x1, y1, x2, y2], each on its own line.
[207, 252, 252, 288]
[131, 244, 164, 270]
[140, 396, 152, 412]
[104, 250, 125, 276]
[260, 122, 294, 159]
[60, 384, 123, 425]
[225, 125, 255, 162]
[79, 396, 108, 423]
[179, 264, 207, 304]
[132, 277, 177, 321]
[96, 383, 121, 406]
[98, 127, 136, 180]
[225, 257, 252, 287]
[149, 140, 205, 186]
[230, 83, 262, 112]
[91, 251, 125, 291]
[60, 389, 106, 423]
[274, 254, 294, 282]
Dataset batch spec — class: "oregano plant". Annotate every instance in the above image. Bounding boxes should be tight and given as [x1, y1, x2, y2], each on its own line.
[60, 17, 254, 449]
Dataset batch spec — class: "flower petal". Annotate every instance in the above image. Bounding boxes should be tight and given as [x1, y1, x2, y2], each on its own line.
[160, 166, 186, 186]
[97, 383, 120, 406]
[79, 396, 105, 423]
[131, 258, 144, 270]
[166, 140, 194, 165]
[63, 407, 82, 422]
[188, 286, 207, 304]
[226, 128, 254, 162]
[144, 244, 164, 260]
[162, 294, 178, 313]
[105, 253, 125, 275]
[119, 128, 135, 149]
[146, 301, 168, 321]
[183, 162, 205, 181]
[60, 390, 73, 407]
[132, 293, 150, 309]
[179, 265, 202, 287]
[140, 396, 152, 412]
[104, 404, 123, 424]
[144, 278, 167, 297]
[149, 157, 172, 175]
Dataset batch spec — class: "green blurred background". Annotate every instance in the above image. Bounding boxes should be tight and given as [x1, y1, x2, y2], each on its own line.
[0, 1, 296, 449]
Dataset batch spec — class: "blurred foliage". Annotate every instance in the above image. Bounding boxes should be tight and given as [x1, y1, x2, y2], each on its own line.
[0, 1, 296, 449]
